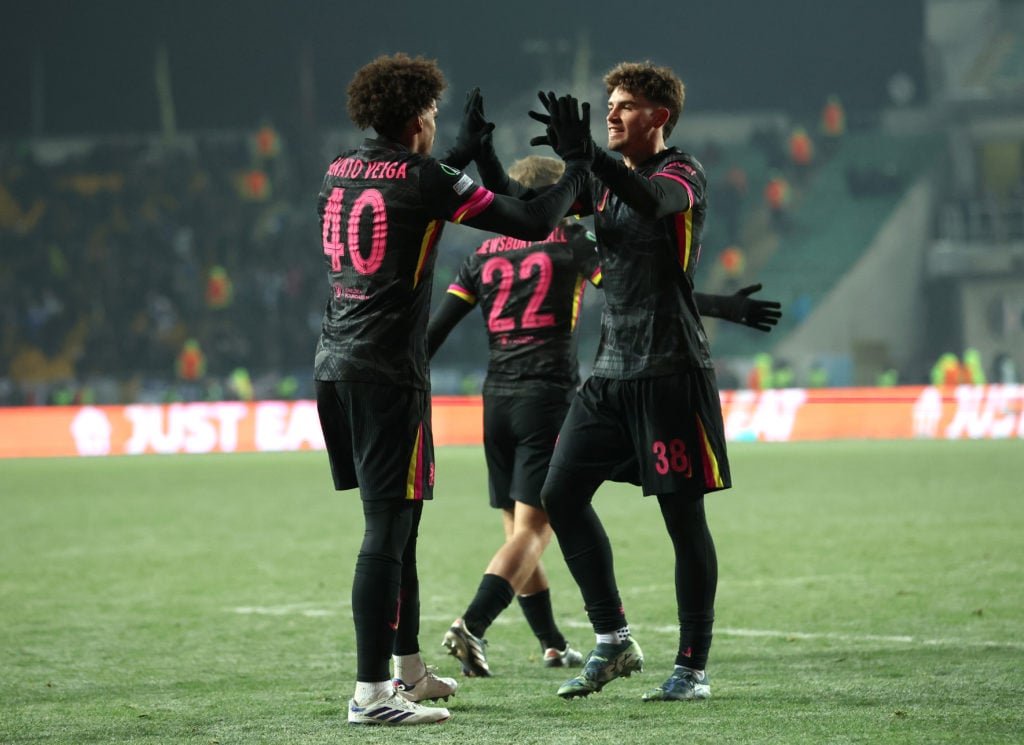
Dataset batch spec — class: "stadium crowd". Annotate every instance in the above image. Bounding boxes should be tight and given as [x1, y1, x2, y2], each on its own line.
[1, 107, 841, 407]
[1, 134, 328, 405]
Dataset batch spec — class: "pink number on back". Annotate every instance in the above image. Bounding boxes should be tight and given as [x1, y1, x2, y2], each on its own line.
[481, 251, 556, 332]
[322, 187, 388, 275]
[322, 187, 345, 271]
[519, 252, 555, 329]
[482, 257, 515, 332]
[347, 190, 387, 274]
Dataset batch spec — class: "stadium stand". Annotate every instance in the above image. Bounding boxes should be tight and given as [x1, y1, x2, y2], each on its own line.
[710, 131, 944, 359]
[0, 136, 323, 405]
[3, 0, 1022, 402]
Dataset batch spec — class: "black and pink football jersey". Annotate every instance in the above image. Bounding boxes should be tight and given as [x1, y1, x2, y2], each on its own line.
[314, 137, 494, 389]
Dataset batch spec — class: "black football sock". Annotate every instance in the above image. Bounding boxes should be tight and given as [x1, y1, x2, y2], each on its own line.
[392, 502, 423, 657]
[518, 588, 567, 651]
[352, 553, 402, 681]
[659, 493, 717, 670]
[353, 499, 415, 681]
[462, 573, 515, 638]
[543, 470, 626, 634]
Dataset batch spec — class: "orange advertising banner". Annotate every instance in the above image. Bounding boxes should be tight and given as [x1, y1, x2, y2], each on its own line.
[718, 385, 1023, 442]
[0, 396, 482, 459]
[0, 386, 1020, 459]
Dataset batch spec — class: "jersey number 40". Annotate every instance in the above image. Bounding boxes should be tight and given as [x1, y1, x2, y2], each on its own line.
[321, 187, 387, 275]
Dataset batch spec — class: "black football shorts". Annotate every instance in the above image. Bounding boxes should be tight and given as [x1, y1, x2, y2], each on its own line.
[483, 390, 570, 510]
[548, 370, 731, 497]
[315, 379, 435, 501]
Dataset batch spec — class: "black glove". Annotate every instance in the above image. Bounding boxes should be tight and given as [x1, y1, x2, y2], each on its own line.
[529, 91, 593, 164]
[726, 283, 783, 332]
[478, 129, 498, 167]
[441, 87, 495, 169]
[527, 90, 556, 149]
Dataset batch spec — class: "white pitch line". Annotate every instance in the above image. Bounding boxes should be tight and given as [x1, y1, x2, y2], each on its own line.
[558, 619, 1024, 650]
[231, 602, 344, 617]
[230, 607, 1024, 650]
[718, 627, 1024, 650]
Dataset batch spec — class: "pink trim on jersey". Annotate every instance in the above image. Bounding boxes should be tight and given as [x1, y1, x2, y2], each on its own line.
[446, 283, 476, 304]
[590, 266, 603, 286]
[654, 170, 696, 207]
[452, 187, 496, 224]
[414, 220, 442, 287]
[696, 415, 724, 489]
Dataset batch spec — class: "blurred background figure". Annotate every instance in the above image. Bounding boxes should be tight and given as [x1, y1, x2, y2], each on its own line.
[763, 170, 792, 234]
[819, 93, 846, 159]
[787, 125, 814, 184]
[1, 0, 1022, 404]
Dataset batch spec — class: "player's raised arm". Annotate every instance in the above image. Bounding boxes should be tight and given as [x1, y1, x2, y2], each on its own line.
[529, 89, 697, 221]
[438, 87, 495, 171]
[460, 94, 594, 240]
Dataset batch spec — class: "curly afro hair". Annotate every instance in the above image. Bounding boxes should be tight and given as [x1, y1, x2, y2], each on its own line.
[604, 61, 685, 138]
[347, 53, 447, 139]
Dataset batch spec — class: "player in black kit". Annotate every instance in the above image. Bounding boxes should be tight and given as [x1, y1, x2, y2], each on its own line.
[476, 62, 773, 703]
[314, 53, 593, 726]
[430, 149, 780, 680]
[429, 155, 599, 677]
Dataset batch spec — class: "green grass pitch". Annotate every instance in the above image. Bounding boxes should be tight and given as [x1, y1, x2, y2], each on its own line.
[2, 439, 1022, 744]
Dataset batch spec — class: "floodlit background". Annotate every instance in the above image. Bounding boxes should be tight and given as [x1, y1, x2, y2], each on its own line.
[2, 6, 1022, 741]
[2, 0, 1022, 405]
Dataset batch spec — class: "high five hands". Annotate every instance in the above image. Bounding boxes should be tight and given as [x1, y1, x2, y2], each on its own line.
[528, 91, 595, 164]
[446, 87, 495, 167]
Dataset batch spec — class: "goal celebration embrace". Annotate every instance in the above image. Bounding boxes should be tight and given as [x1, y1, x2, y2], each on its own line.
[313, 51, 780, 726]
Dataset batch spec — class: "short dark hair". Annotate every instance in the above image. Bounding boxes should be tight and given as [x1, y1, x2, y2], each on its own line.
[347, 53, 447, 138]
[604, 61, 685, 138]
